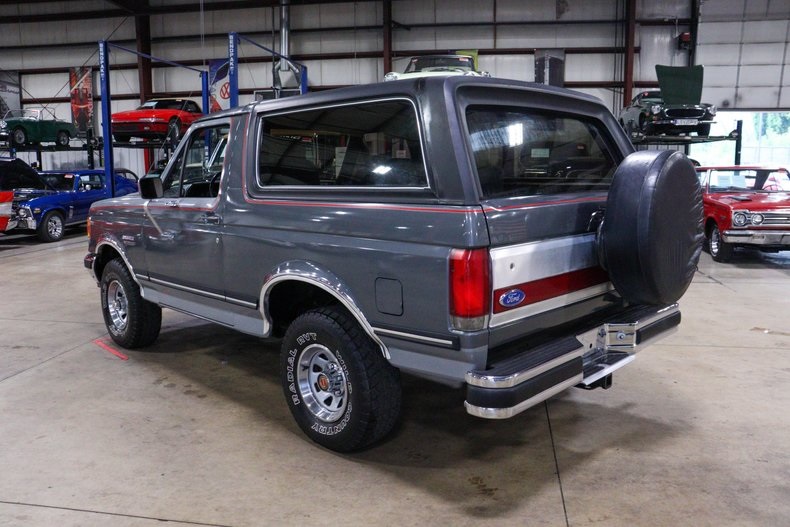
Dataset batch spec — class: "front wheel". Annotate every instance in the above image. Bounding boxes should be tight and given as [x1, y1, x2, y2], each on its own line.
[709, 223, 733, 263]
[101, 258, 162, 348]
[37, 211, 64, 242]
[280, 307, 401, 452]
[11, 127, 27, 146]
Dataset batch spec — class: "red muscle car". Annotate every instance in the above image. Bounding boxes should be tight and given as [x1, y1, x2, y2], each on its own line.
[697, 166, 790, 262]
[111, 98, 202, 143]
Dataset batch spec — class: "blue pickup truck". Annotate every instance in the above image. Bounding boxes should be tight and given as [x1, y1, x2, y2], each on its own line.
[3, 161, 138, 242]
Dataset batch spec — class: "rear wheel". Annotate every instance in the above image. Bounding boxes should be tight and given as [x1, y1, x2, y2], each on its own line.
[37, 211, 64, 242]
[56, 130, 70, 147]
[280, 307, 401, 452]
[113, 133, 131, 143]
[708, 223, 733, 263]
[101, 258, 162, 348]
[166, 118, 182, 144]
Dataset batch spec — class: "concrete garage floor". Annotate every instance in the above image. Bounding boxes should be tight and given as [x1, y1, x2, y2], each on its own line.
[1, 230, 789, 527]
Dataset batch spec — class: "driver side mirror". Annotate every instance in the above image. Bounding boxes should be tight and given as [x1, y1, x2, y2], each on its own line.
[139, 176, 163, 199]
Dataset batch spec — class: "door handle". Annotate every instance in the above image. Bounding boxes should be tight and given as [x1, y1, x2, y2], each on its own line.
[164, 200, 179, 208]
[200, 213, 221, 225]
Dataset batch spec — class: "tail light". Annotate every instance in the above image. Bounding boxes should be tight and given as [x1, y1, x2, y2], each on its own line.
[449, 248, 490, 331]
[86, 216, 91, 239]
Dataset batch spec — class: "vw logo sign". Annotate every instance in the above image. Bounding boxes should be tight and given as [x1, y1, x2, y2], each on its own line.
[499, 288, 526, 308]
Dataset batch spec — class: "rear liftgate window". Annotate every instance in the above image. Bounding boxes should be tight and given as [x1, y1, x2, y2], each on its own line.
[466, 107, 618, 198]
[257, 100, 427, 188]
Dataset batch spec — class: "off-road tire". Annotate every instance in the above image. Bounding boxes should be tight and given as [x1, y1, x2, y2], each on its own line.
[100, 258, 162, 348]
[280, 307, 401, 452]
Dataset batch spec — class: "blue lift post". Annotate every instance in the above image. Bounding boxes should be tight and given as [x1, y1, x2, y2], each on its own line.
[227, 31, 308, 109]
[98, 40, 210, 197]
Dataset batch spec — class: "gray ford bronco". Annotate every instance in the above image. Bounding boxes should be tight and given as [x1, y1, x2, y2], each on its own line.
[85, 76, 702, 452]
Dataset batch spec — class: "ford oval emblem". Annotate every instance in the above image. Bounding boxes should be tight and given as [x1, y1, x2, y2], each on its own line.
[499, 289, 526, 308]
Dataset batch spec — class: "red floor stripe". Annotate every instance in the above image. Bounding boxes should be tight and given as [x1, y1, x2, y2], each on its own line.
[94, 338, 129, 360]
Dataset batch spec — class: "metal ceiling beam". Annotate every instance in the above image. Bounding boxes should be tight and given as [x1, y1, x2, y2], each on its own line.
[0, 0, 379, 23]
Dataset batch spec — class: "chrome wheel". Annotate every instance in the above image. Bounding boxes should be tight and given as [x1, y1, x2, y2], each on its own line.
[296, 344, 348, 423]
[710, 226, 721, 256]
[106, 280, 129, 333]
[46, 214, 63, 240]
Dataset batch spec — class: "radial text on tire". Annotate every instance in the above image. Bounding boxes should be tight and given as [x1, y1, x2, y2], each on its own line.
[100, 258, 162, 348]
[280, 307, 401, 452]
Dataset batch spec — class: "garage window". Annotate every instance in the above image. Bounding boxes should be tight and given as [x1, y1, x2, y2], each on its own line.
[466, 106, 619, 198]
[257, 100, 427, 188]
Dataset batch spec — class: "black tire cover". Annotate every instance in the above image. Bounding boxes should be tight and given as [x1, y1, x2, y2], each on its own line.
[599, 150, 703, 305]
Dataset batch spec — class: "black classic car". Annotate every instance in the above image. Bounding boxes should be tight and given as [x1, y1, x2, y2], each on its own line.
[619, 89, 716, 138]
[619, 65, 716, 138]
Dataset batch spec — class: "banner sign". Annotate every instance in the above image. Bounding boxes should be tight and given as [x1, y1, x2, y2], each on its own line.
[70, 67, 94, 134]
[209, 59, 231, 113]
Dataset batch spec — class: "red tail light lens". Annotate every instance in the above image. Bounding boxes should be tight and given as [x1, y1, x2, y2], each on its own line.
[449, 248, 491, 327]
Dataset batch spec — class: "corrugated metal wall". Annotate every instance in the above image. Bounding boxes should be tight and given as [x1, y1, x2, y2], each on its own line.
[0, 0, 787, 171]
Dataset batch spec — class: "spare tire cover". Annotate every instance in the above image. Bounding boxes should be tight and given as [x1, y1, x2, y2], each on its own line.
[600, 150, 703, 305]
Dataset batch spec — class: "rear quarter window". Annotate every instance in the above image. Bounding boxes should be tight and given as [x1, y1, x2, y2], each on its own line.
[255, 99, 427, 189]
[465, 106, 619, 198]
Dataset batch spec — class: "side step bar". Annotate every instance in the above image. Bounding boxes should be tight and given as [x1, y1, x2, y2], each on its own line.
[464, 304, 680, 419]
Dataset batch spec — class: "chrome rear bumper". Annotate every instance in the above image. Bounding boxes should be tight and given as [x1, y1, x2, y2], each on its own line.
[464, 304, 680, 419]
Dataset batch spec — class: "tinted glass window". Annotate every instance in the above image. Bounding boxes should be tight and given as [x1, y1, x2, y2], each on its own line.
[465, 107, 618, 198]
[41, 173, 77, 191]
[257, 100, 426, 188]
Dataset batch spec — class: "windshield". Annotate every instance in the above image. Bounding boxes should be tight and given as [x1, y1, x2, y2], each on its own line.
[139, 100, 192, 111]
[39, 173, 77, 191]
[404, 56, 474, 73]
[707, 169, 790, 192]
[465, 106, 619, 198]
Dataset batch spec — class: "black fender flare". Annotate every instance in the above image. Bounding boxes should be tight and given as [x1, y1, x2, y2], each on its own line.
[598, 150, 703, 305]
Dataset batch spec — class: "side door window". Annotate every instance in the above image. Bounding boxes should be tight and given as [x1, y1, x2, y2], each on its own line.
[161, 123, 230, 198]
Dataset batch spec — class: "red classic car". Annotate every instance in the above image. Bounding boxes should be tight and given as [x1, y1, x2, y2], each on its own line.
[697, 166, 790, 262]
[111, 98, 202, 143]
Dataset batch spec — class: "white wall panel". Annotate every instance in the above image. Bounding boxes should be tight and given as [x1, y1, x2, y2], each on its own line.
[105, 70, 140, 98]
[702, 87, 738, 109]
[433, 27, 493, 50]
[697, 22, 744, 44]
[742, 20, 789, 43]
[704, 65, 740, 86]
[736, 86, 782, 107]
[697, 8, 789, 108]
[738, 65, 783, 87]
[21, 73, 71, 102]
[496, 24, 619, 49]
[436, 0, 494, 23]
[392, 28, 440, 51]
[637, 0, 689, 19]
[695, 44, 742, 66]
[637, 26, 690, 81]
[479, 55, 534, 82]
[565, 54, 617, 82]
